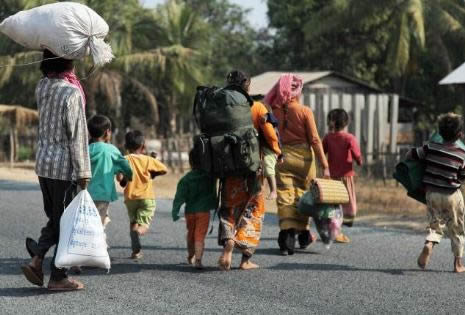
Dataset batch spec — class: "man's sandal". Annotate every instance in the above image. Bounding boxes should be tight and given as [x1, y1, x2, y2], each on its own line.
[21, 264, 44, 287]
[47, 278, 84, 291]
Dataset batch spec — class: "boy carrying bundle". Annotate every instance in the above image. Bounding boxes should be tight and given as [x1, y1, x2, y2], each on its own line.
[407, 113, 465, 273]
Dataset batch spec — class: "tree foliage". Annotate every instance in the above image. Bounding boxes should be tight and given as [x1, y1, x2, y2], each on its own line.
[266, 0, 465, 124]
[3, 0, 465, 135]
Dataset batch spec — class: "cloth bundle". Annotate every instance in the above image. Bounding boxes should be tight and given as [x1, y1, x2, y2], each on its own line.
[393, 132, 465, 205]
[0, 2, 113, 66]
[297, 188, 344, 246]
[310, 178, 349, 204]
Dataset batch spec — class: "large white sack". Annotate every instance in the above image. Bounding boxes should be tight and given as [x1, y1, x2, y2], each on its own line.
[55, 190, 111, 270]
[0, 2, 113, 66]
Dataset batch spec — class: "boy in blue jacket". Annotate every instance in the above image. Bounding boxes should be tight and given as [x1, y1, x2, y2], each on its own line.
[87, 115, 133, 229]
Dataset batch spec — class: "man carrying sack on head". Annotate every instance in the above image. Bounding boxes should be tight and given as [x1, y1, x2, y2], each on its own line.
[21, 50, 91, 291]
[0, 2, 114, 291]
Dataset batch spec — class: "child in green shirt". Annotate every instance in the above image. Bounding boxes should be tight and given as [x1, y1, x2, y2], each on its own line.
[172, 150, 217, 269]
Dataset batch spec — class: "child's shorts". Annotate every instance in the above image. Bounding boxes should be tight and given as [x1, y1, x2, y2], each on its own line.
[263, 146, 277, 177]
[125, 199, 156, 226]
[185, 212, 210, 243]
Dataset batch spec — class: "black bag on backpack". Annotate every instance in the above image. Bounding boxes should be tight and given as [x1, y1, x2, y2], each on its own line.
[192, 85, 260, 178]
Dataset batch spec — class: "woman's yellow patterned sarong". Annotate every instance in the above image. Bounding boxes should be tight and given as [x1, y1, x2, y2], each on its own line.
[276, 144, 316, 231]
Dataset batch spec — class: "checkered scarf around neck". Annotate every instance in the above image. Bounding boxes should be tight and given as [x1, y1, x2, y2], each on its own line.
[264, 73, 303, 109]
[47, 71, 86, 108]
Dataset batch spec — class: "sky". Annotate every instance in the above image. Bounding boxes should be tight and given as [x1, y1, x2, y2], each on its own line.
[140, 0, 268, 29]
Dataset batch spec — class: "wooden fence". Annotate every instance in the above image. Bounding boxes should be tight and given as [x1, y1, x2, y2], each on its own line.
[305, 92, 400, 165]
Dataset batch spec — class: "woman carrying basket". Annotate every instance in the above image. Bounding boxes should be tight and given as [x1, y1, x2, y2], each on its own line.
[265, 73, 330, 255]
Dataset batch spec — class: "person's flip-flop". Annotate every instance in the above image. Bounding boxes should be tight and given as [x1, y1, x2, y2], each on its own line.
[21, 264, 44, 287]
[25, 237, 40, 258]
[47, 278, 84, 291]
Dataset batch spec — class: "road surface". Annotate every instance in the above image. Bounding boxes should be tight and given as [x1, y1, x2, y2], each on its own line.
[0, 180, 464, 314]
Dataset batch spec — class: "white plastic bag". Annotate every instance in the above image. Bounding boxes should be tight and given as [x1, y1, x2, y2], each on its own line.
[55, 190, 110, 270]
[0, 2, 113, 66]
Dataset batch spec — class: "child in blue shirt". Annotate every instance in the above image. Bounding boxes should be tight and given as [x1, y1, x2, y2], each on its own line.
[87, 115, 133, 229]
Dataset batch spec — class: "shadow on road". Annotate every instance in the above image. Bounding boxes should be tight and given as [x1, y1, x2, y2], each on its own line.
[268, 263, 442, 275]
[255, 247, 321, 256]
[0, 180, 40, 191]
[0, 287, 58, 297]
[0, 258, 54, 276]
[109, 246, 223, 254]
[79, 262, 221, 276]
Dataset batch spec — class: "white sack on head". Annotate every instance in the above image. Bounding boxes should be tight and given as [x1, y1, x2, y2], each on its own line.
[0, 2, 114, 66]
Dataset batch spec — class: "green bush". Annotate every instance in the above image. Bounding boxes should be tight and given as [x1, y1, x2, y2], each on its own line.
[17, 146, 34, 161]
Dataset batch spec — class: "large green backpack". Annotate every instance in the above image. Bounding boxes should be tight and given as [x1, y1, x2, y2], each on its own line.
[192, 85, 260, 178]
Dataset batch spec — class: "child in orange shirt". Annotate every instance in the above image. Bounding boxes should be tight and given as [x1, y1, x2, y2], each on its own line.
[120, 130, 167, 259]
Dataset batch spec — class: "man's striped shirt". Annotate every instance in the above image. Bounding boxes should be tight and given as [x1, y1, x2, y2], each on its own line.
[35, 77, 91, 181]
[413, 141, 465, 192]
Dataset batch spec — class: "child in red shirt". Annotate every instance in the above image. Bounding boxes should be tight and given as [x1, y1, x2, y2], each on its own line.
[323, 109, 362, 243]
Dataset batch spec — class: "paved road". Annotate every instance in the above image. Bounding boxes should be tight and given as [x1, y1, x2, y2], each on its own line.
[1, 180, 465, 314]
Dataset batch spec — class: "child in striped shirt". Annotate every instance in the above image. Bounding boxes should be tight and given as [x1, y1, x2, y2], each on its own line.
[408, 113, 465, 273]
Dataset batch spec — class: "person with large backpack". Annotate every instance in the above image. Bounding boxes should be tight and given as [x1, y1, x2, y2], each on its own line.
[192, 70, 281, 270]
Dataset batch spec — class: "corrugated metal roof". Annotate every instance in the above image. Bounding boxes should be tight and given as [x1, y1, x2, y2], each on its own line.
[250, 71, 332, 95]
[439, 62, 465, 85]
[249, 71, 422, 107]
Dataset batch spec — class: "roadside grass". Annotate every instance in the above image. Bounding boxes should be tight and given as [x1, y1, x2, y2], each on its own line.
[357, 178, 426, 216]
[0, 166, 429, 219]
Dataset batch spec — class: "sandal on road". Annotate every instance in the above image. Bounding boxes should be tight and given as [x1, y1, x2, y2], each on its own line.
[335, 233, 351, 244]
[21, 264, 44, 287]
[47, 278, 84, 291]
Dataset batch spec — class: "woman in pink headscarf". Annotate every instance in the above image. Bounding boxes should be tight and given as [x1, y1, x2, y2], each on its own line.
[264, 74, 329, 255]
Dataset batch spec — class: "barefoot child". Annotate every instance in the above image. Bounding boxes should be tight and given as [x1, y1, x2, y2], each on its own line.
[87, 115, 132, 233]
[322, 109, 362, 243]
[121, 130, 167, 259]
[408, 113, 465, 273]
[171, 150, 217, 269]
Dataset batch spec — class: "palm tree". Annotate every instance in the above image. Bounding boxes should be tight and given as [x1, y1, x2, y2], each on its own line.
[304, 0, 465, 91]
[0, 0, 210, 139]
[116, 0, 209, 136]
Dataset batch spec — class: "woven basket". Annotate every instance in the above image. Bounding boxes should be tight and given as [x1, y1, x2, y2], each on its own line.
[310, 178, 349, 204]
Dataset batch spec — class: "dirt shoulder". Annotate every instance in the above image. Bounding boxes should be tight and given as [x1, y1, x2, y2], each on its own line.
[0, 166, 427, 232]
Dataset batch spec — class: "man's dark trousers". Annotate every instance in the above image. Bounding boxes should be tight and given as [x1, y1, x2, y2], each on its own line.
[34, 177, 77, 281]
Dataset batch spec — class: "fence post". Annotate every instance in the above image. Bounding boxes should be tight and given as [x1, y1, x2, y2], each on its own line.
[9, 126, 14, 168]
[353, 94, 364, 152]
[366, 94, 376, 164]
[329, 90, 339, 111]
[168, 139, 174, 171]
[389, 94, 399, 154]
[177, 137, 184, 173]
[309, 93, 316, 111]
[321, 91, 330, 136]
